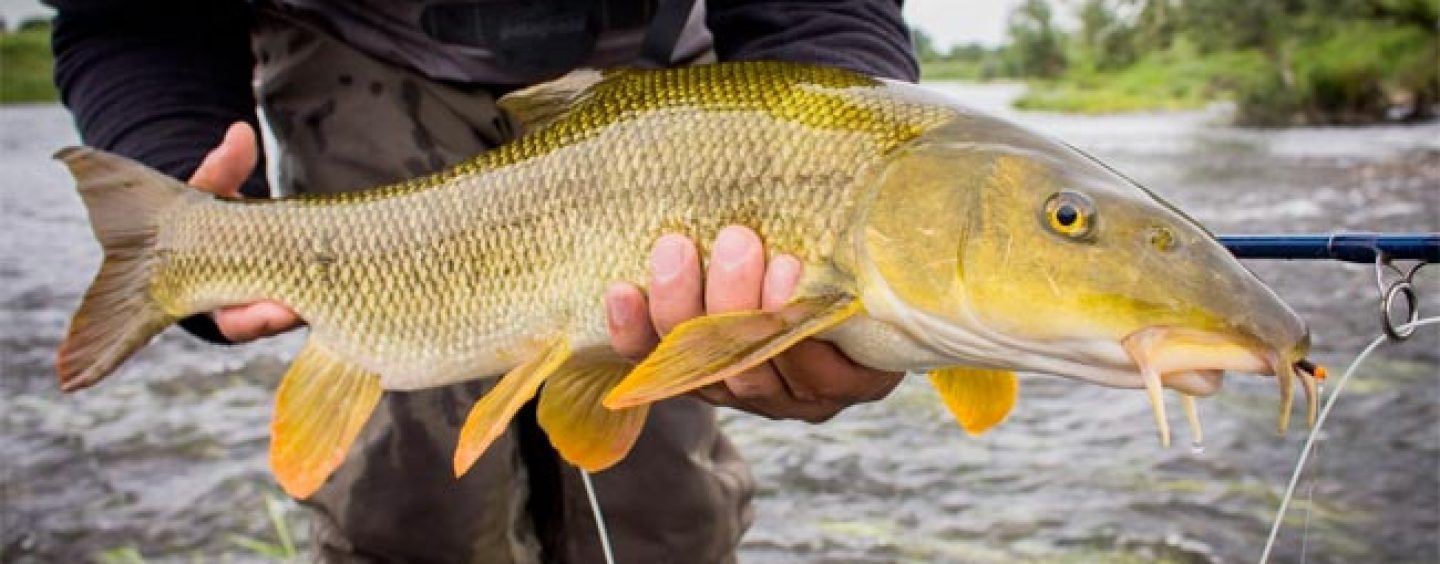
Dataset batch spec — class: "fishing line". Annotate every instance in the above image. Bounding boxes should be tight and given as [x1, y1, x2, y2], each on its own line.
[579, 468, 617, 564]
[1258, 315, 1440, 563]
[1297, 417, 1321, 563]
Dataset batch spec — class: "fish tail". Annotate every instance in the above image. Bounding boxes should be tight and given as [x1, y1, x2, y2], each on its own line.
[52, 147, 197, 391]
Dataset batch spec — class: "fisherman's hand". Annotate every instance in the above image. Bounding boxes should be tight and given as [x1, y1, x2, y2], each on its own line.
[188, 122, 304, 342]
[606, 226, 904, 423]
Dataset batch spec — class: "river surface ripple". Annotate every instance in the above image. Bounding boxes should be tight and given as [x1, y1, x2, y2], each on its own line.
[2, 84, 1437, 562]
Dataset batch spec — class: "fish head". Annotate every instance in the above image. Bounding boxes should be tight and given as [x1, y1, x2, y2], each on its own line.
[857, 105, 1313, 436]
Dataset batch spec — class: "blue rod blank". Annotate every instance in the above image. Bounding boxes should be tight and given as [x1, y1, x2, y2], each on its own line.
[1218, 233, 1439, 263]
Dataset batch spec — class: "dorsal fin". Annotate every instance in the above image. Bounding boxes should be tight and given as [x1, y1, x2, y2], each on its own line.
[497, 68, 607, 133]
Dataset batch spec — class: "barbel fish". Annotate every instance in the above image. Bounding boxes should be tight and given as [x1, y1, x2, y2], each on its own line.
[53, 61, 1319, 500]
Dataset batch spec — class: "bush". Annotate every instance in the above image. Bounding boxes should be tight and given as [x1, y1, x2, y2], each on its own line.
[1298, 22, 1437, 122]
[0, 20, 58, 104]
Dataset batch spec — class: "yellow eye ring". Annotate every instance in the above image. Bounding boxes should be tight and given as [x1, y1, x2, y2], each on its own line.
[1043, 191, 1095, 239]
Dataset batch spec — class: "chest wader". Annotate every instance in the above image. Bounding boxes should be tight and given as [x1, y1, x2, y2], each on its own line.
[250, 2, 751, 562]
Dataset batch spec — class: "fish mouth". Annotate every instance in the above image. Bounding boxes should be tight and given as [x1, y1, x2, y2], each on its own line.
[1120, 326, 1322, 448]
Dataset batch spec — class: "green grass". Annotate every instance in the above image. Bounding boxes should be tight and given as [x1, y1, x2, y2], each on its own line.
[93, 494, 303, 563]
[1014, 46, 1268, 114]
[227, 494, 302, 561]
[1012, 20, 1437, 123]
[0, 21, 58, 104]
[919, 59, 994, 82]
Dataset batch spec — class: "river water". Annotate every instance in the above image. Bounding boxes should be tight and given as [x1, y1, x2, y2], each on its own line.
[2, 84, 1437, 563]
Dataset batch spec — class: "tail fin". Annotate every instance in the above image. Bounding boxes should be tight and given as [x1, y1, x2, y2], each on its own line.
[53, 147, 195, 391]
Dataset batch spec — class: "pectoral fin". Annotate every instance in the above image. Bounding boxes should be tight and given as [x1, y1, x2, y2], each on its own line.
[539, 359, 648, 472]
[929, 367, 1019, 436]
[604, 295, 861, 409]
[453, 340, 570, 477]
[270, 339, 383, 499]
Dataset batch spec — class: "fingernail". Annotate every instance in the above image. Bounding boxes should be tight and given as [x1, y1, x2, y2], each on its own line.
[604, 284, 632, 329]
[712, 226, 755, 270]
[765, 255, 802, 305]
[650, 235, 690, 282]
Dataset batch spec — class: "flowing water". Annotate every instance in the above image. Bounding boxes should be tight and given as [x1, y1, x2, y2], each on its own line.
[2, 83, 1437, 562]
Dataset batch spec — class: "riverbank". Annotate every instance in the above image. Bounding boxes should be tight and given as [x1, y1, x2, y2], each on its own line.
[982, 2, 1439, 126]
[0, 21, 56, 104]
[1006, 47, 1262, 114]
[1007, 30, 1437, 124]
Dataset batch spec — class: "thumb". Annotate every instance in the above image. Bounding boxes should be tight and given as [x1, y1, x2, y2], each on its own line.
[189, 122, 259, 198]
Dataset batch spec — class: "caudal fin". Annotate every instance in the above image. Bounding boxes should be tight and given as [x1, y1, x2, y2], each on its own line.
[53, 147, 195, 391]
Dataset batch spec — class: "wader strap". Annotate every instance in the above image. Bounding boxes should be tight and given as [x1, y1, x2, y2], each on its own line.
[639, 0, 699, 67]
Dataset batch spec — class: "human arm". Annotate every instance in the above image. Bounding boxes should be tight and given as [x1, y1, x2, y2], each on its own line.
[707, 0, 918, 81]
[49, 0, 274, 342]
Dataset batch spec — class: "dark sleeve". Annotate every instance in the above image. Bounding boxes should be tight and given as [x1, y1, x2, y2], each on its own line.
[50, 0, 266, 344]
[706, 0, 918, 82]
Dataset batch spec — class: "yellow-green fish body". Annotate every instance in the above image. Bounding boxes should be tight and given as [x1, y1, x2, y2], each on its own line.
[54, 61, 1312, 500]
[144, 64, 942, 393]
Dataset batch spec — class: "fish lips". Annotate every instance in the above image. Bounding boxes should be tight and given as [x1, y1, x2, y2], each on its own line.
[1121, 326, 1277, 394]
[1121, 324, 1319, 434]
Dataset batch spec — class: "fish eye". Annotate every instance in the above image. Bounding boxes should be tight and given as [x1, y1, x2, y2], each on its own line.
[1042, 191, 1095, 239]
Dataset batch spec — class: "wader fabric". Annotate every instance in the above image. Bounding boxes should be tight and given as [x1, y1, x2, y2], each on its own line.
[252, 9, 754, 563]
[270, 0, 714, 84]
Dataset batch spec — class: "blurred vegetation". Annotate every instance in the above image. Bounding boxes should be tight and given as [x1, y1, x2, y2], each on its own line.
[917, 0, 1439, 125]
[0, 19, 58, 104]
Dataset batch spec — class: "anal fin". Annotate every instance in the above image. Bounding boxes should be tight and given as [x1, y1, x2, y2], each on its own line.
[603, 295, 861, 409]
[539, 359, 648, 472]
[454, 340, 571, 477]
[929, 367, 1019, 436]
[270, 339, 383, 499]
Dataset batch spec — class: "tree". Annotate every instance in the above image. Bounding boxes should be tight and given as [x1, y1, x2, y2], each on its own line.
[1077, 0, 1139, 70]
[1005, 0, 1068, 78]
[911, 27, 942, 62]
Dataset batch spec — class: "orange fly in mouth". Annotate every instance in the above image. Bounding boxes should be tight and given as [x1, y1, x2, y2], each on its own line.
[1121, 326, 1325, 447]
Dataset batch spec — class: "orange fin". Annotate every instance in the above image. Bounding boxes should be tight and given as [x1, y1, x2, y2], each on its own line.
[270, 339, 383, 499]
[453, 340, 571, 477]
[604, 295, 860, 409]
[538, 359, 648, 472]
[928, 367, 1019, 436]
[53, 147, 201, 391]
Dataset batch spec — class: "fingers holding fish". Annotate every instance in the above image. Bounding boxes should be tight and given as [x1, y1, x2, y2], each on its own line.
[604, 282, 659, 361]
[188, 121, 259, 199]
[189, 122, 302, 344]
[622, 226, 901, 422]
[646, 234, 705, 335]
[705, 226, 789, 404]
[213, 301, 305, 343]
[771, 341, 905, 409]
[761, 254, 803, 311]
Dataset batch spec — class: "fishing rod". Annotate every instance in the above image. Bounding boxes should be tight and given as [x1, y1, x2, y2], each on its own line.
[1219, 232, 1439, 264]
[1235, 232, 1440, 562]
[1219, 232, 1437, 341]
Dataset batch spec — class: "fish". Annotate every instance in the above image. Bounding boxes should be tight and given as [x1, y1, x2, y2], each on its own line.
[52, 61, 1319, 500]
